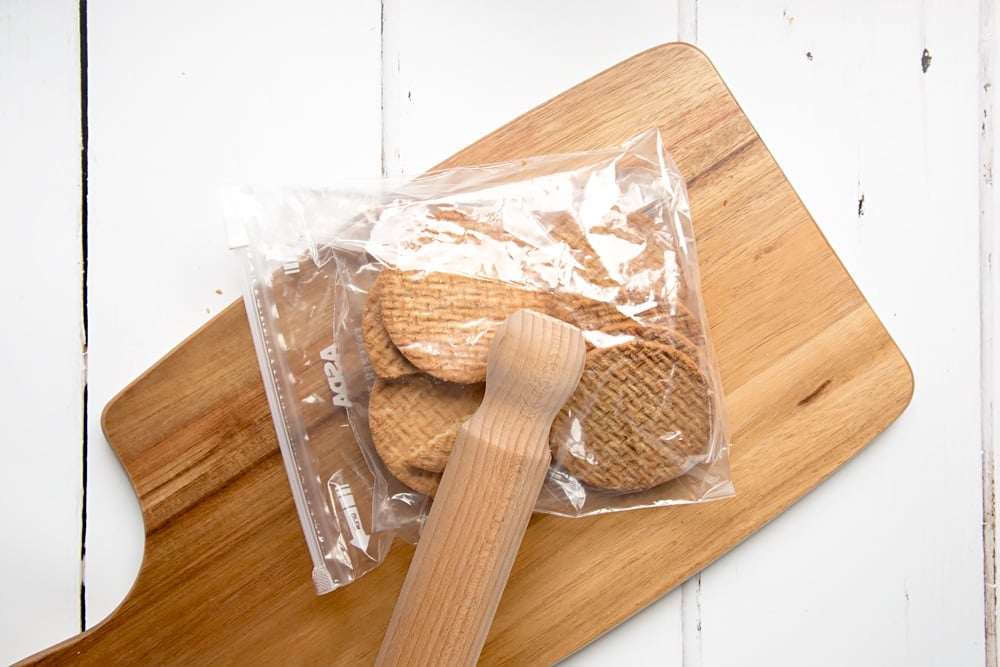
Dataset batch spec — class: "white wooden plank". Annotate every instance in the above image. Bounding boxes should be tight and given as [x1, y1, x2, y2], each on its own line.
[386, 2, 683, 662]
[385, 0, 679, 175]
[84, 0, 382, 629]
[677, 0, 697, 44]
[680, 574, 702, 667]
[560, 590, 684, 666]
[0, 1, 84, 663]
[693, 2, 986, 665]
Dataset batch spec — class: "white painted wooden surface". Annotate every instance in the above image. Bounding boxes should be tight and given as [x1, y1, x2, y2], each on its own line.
[0, 1, 83, 663]
[0, 2, 993, 665]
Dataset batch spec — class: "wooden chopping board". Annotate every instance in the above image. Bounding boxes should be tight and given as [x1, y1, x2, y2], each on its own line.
[24, 43, 912, 666]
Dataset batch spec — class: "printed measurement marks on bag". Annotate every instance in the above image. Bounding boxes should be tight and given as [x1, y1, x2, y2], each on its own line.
[332, 483, 370, 552]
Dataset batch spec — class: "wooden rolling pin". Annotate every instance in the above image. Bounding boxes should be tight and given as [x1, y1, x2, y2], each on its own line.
[376, 309, 587, 666]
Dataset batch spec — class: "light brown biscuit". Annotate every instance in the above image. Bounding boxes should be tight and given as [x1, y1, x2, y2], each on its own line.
[549, 294, 634, 334]
[550, 294, 704, 353]
[369, 429, 441, 497]
[378, 269, 555, 384]
[596, 321, 700, 361]
[368, 374, 483, 473]
[633, 299, 703, 344]
[550, 295, 700, 358]
[361, 274, 421, 379]
[384, 458, 441, 497]
[549, 340, 711, 491]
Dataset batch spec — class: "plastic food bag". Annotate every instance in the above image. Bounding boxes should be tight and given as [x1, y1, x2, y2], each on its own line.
[226, 129, 732, 594]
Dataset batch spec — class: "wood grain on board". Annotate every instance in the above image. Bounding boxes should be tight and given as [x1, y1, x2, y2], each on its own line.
[22, 43, 912, 666]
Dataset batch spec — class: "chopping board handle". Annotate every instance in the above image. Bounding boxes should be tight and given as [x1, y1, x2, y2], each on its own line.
[376, 309, 586, 667]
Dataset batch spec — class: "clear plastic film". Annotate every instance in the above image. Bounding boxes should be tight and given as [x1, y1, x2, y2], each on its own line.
[226, 129, 733, 594]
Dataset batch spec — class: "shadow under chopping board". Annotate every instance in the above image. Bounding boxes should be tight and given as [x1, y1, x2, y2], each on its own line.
[23, 43, 912, 666]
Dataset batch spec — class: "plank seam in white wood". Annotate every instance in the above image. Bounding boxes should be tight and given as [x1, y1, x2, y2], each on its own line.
[981, 0, 998, 663]
[677, 2, 699, 661]
[1, 1, 86, 660]
[381, 0, 403, 177]
[78, 0, 90, 635]
[681, 573, 702, 667]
